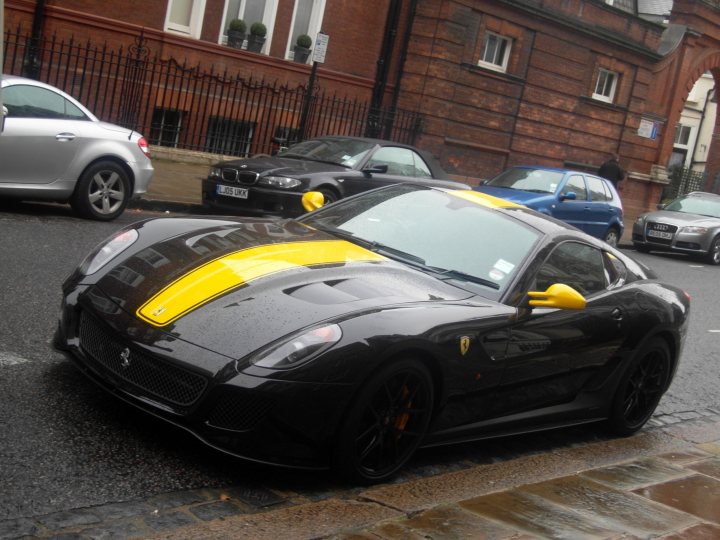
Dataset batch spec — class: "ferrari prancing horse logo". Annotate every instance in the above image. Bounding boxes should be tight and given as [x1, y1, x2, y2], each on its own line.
[460, 336, 471, 356]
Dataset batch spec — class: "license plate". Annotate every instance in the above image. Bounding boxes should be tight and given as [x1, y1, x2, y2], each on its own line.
[216, 184, 248, 199]
[647, 229, 672, 240]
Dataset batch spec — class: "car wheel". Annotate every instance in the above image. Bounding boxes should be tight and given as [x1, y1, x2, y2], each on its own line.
[607, 338, 671, 436]
[318, 188, 339, 205]
[603, 227, 620, 247]
[705, 236, 720, 265]
[71, 161, 130, 221]
[334, 358, 434, 484]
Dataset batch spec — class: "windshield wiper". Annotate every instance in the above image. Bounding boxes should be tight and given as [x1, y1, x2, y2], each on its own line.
[425, 266, 500, 290]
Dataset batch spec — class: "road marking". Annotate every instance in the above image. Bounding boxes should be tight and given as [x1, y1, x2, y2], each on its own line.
[689, 265, 704, 268]
[0, 351, 30, 366]
[709, 330, 720, 333]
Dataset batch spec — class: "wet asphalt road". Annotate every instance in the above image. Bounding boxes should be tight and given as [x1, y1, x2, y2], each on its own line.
[0, 201, 718, 523]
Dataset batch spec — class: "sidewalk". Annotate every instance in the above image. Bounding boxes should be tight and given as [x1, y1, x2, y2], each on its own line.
[2, 411, 718, 539]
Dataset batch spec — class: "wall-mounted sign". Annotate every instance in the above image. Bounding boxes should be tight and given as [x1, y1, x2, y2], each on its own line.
[312, 32, 329, 64]
[638, 118, 658, 140]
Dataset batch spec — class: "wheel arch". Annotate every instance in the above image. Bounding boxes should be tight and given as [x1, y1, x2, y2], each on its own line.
[72, 155, 135, 198]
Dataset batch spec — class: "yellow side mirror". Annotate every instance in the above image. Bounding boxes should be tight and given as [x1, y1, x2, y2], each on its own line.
[527, 283, 586, 310]
[302, 191, 325, 212]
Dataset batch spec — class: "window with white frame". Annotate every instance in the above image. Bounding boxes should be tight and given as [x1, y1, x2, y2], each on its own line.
[593, 68, 618, 103]
[219, 0, 279, 51]
[674, 124, 692, 147]
[286, 0, 326, 60]
[478, 32, 511, 72]
[165, 0, 206, 39]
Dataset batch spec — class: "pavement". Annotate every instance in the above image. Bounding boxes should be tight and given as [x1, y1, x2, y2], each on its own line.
[4, 159, 717, 539]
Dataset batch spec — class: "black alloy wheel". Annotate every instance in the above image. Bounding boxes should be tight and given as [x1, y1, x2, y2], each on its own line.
[607, 338, 671, 436]
[334, 359, 434, 484]
[318, 188, 339, 205]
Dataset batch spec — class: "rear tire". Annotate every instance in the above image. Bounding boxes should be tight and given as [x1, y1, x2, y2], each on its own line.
[607, 338, 671, 436]
[705, 236, 720, 265]
[603, 227, 620, 247]
[333, 358, 434, 484]
[71, 161, 131, 221]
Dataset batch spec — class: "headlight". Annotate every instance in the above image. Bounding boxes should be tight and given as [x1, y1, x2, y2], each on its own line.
[258, 175, 302, 189]
[634, 215, 646, 225]
[681, 226, 708, 234]
[79, 229, 139, 275]
[209, 166, 222, 178]
[248, 324, 342, 369]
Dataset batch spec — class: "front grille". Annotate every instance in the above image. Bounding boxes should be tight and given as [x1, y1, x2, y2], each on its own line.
[79, 313, 208, 407]
[220, 168, 259, 185]
[645, 221, 677, 245]
[205, 387, 275, 431]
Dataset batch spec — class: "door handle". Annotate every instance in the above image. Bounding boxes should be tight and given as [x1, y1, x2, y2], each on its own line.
[611, 307, 623, 321]
[56, 133, 76, 141]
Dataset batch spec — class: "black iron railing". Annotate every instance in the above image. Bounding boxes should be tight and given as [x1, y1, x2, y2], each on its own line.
[3, 27, 423, 157]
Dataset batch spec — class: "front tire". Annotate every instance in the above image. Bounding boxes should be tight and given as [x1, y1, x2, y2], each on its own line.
[333, 359, 434, 484]
[71, 161, 131, 221]
[318, 188, 339, 206]
[705, 236, 720, 265]
[607, 338, 671, 436]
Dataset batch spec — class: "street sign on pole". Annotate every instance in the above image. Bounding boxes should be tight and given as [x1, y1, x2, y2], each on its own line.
[312, 32, 329, 64]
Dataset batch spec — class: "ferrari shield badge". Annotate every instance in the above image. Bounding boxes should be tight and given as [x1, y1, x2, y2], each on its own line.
[460, 336, 471, 356]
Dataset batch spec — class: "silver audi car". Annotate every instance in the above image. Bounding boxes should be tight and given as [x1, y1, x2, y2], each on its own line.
[632, 191, 720, 264]
[0, 75, 153, 220]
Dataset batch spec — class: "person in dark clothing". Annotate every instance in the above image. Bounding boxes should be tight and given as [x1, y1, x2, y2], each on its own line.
[598, 154, 625, 188]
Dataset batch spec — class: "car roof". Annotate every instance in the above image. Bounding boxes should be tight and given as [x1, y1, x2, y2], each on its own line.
[684, 191, 720, 199]
[507, 165, 604, 177]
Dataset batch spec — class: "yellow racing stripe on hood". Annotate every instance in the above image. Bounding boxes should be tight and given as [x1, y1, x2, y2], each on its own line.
[450, 189, 524, 209]
[137, 240, 386, 327]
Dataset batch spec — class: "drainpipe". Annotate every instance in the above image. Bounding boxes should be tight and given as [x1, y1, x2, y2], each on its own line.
[367, 0, 401, 138]
[385, 0, 418, 139]
[23, 0, 46, 79]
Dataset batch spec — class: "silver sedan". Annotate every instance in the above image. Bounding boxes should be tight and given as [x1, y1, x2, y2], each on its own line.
[0, 75, 153, 220]
[632, 191, 720, 264]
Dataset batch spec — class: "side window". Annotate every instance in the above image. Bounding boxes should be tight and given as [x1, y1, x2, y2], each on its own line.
[604, 251, 627, 287]
[3, 85, 87, 120]
[367, 147, 424, 177]
[562, 175, 587, 200]
[586, 175, 610, 202]
[534, 242, 607, 296]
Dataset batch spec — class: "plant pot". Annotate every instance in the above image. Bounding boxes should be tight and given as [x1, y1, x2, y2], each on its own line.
[293, 45, 311, 64]
[247, 35, 266, 53]
[227, 30, 246, 49]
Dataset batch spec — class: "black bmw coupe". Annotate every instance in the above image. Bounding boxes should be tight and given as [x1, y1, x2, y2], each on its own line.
[55, 184, 690, 483]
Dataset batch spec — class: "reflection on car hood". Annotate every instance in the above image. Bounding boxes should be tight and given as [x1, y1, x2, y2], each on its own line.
[474, 185, 551, 206]
[641, 210, 720, 227]
[92, 219, 474, 358]
[220, 156, 350, 177]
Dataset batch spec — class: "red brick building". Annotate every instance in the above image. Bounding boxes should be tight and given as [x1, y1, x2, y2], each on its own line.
[5, 0, 720, 217]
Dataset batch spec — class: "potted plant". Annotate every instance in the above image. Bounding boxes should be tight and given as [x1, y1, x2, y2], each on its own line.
[293, 34, 312, 64]
[247, 22, 267, 53]
[226, 19, 246, 49]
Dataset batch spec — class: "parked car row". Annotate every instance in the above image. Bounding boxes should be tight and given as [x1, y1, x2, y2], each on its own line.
[1, 74, 153, 220]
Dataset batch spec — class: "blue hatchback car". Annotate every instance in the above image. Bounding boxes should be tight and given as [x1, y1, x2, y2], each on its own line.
[474, 166, 624, 246]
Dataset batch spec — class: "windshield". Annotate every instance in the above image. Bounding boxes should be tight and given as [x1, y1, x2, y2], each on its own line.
[299, 185, 541, 293]
[665, 195, 720, 218]
[487, 167, 564, 194]
[277, 138, 375, 168]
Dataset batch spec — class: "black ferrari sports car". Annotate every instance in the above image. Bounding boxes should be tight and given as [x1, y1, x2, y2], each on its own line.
[55, 184, 690, 483]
